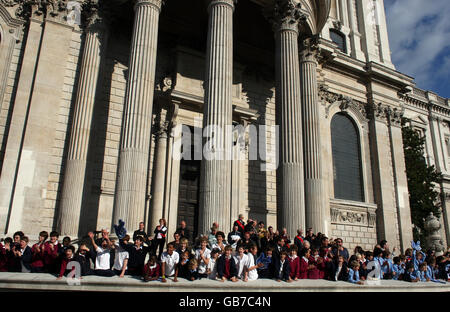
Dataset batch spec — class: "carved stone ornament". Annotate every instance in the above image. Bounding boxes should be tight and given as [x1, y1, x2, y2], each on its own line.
[300, 35, 320, 62]
[2, 0, 76, 21]
[319, 85, 368, 120]
[265, 0, 307, 33]
[330, 207, 375, 227]
[332, 20, 342, 31]
[369, 102, 405, 125]
[424, 212, 445, 256]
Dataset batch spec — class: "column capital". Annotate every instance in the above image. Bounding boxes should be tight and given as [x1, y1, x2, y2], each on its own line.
[81, 0, 111, 31]
[265, 0, 307, 33]
[206, 0, 236, 10]
[134, 0, 164, 11]
[299, 36, 320, 63]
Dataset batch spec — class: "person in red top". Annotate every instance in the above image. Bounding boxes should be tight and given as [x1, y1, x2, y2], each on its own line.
[233, 214, 246, 234]
[318, 246, 332, 279]
[299, 248, 311, 279]
[30, 231, 48, 273]
[288, 245, 300, 281]
[143, 255, 160, 282]
[0, 239, 10, 272]
[57, 246, 76, 279]
[307, 248, 321, 279]
[43, 231, 61, 274]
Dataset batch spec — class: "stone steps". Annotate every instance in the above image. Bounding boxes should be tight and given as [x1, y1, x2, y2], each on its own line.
[0, 273, 449, 292]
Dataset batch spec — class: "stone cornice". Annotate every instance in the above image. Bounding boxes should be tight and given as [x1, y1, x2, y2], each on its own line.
[265, 0, 307, 33]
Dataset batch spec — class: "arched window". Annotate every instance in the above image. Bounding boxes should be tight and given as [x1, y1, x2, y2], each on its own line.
[330, 29, 347, 53]
[331, 113, 364, 201]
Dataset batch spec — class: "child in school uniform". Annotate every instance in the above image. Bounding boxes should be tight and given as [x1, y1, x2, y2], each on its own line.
[404, 262, 419, 282]
[418, 262, 430, 282]
[161, 242, 179, 282]
[392, 256, 405, 280]
[175, 250, 190, 281]
[308, 249, 321, 279]
[195, 237, 211, 279]
[288, 245, 300, 281]
[57, 246, 76, 279]
[143, 255, 160, 282]
[331, 255, 349, 281]
[186, 259, 199, 281]
[274, 251, 291, 282]
[207, 249, 219, 280]
[348, 260, 364, 285]
[382, 250, 394, 279]
[112, 235, 130, 277]
[234, 245, 249, 280]
[89, 231, 115, 277]
[30, 231, 48, 273]
[256, 247, 274, 279]
[0, 240, 8, 272]
[43, 231, 61, 274]
[299, 248, 310, 279]
[217, 245, 238, 282]
[244, 244, 260, 282]
[12, 236, 32, 273]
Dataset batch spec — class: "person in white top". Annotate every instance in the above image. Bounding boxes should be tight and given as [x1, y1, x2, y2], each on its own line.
[152, 218, 168, 259]
[211, 231, 228, 253]
[88, 231, 115, 277]
[234, 245, 249, 280]
[244, 244, 262, 281]
[112, 235, 130, 278]
[161, 242, 179, 282]
[207, 249, 220, 280]
[195, 237, 211, 278]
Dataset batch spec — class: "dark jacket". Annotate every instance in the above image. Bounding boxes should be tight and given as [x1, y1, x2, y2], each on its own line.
[121, 241, 149, 272]
[175, 227, 191, 242]
[133, 230, 148, 242]
[273, 257, 291, 280]
[330, 261, 349, 281]
[20, 246, 32, 271]
[217, 255, 238, 279]
[74, 251, 94, 276]
[227, 231, 242, 245]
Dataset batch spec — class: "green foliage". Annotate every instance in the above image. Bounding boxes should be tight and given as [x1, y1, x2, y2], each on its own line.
[402, 121, 442, 242]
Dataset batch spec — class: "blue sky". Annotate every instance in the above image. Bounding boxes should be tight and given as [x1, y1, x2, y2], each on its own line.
[384, 0, 450, 98]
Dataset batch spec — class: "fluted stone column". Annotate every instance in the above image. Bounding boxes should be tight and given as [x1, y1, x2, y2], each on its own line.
[150, 119, 169, 231]
[198, 0, 235, 235]
[113, 0, 163, 231]
[269, 0, 306, 237]
[300, 38, 326, 234]
[58, 12, 108, 237]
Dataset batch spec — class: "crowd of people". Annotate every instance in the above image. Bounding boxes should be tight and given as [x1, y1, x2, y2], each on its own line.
[1, 214, 449, 285]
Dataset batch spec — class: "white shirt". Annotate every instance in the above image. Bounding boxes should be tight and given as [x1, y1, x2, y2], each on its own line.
[234, 253, 249, 279]
[195, 248, 211, 274]
[161, 251, 179, 277]
[246, 254, 258, 281]
[113, 244, 129, 271]
[279, 259, 286, 276]
[95, 247, 111, 270]
[211, 242, 228, 252]
[207, 258, 218, 280]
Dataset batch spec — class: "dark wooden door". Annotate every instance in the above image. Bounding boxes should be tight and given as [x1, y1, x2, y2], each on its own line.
[177, 159, 201, 240]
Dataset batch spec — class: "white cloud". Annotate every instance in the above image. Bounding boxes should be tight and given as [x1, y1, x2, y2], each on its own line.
[385, 0, 450, 92]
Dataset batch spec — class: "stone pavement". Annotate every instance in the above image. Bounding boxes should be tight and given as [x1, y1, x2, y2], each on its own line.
[0, 273, 449, 292]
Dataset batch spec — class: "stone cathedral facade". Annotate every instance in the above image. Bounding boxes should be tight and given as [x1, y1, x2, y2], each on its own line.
[0, 0, 448, 253]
